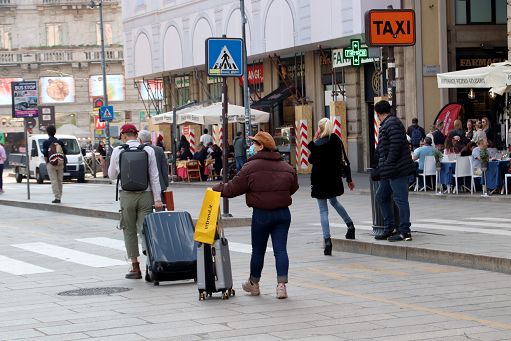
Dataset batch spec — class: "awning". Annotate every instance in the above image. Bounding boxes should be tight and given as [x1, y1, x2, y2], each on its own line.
[151, 104, 204, 125]
[251, 85, 296, 111]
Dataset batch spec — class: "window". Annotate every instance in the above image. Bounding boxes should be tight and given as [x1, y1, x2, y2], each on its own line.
[96, 22, 113, 46]
[455, 0, 507, 25]
[175, 76, 190, 106]
[0, 27, 11, 50]
[46, 24, 63, 46]
[207, 77, 222, 101]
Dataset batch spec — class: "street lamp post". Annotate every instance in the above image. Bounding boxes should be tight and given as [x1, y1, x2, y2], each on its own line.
[90, 0, 111, 161]
[240, 0, 251, 142]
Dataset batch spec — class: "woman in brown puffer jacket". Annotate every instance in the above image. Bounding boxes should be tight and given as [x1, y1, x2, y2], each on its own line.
[212, 131, 299, 300]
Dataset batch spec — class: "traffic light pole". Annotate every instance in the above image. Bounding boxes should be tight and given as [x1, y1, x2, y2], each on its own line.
[98, 0, 111, 161]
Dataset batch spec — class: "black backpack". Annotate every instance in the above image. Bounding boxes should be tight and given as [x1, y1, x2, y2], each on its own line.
[116, 144, 149, 200]
[411, 126, 422, 147]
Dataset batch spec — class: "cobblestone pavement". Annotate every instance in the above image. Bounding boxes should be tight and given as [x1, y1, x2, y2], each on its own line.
[1, 200, 511, 340]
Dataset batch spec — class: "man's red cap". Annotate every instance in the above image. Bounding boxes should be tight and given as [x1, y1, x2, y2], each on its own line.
[119, 123, 138, 139]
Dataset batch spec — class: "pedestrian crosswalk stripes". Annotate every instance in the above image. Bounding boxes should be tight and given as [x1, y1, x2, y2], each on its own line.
[12, 242, 126, 268]
[0, 255, 53, 275]
[0, 238, 259, 276]
[76, 237, 126, 251]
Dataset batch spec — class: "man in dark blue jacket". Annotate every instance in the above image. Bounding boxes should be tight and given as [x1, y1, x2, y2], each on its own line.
[371, 101, 415, 242]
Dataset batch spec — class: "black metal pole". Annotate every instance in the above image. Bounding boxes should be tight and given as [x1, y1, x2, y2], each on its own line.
[222, 77, 231, 217]
[24, 119, 30, 200]
[98, 0, 111, 162]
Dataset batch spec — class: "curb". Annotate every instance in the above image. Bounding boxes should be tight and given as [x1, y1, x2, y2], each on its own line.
[357, 189, 511, 202]
[0, 199, 252, 228]
[332, 238, 511, 275]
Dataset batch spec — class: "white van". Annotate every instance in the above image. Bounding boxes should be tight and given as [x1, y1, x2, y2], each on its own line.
[13, 134, 86, 183]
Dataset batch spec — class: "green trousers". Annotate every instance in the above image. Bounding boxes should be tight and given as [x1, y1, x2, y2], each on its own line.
[119, 191, 154, 259]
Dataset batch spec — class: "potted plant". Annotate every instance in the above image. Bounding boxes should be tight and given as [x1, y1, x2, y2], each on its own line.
[432, 149, 443, 170]
[480, 148, 489, 171]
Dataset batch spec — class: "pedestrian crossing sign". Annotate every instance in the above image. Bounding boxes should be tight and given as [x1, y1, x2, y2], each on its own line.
[206, 37, 244, 77]
[99, 105, 114, 121]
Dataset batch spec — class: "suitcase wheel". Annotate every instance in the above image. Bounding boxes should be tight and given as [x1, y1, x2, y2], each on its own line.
[222, 291, 230, 300]
[230, 289, 235, 297]
[199, 292, 206, 301]
[154, 281, 160, 286]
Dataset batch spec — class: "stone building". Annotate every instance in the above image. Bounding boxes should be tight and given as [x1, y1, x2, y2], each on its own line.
[0, 0, 146, 152]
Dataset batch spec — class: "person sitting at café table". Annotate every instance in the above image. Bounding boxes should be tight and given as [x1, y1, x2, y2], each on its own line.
[432, 121, 446, 150]
[178, 146, 193, 161]
[444, 136, 462, 156]
[465, 119, 475, 143]
[460, 141, 476, 157]
[472, 138, 488, 171]
[193, 143, 209, 181]
[471, 120, 487, 144]
[210, 144, 223, 180]
[413, 137, 435, 173]
[448, 120, 464, 142]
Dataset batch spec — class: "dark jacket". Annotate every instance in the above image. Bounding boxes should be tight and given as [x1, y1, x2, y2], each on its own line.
[375, 115, 415, 179]
[212, 151, 299, 210]
[42, 136, 67, 161]
[233, 136, 246, 157]
[432, 129, 445, 146]
[147, 144, 169, 190]
[308, 134, 351, 199]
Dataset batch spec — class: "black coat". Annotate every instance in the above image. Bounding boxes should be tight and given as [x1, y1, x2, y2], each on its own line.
[308, 134, 351, 199]
[375, 115, 415, 179]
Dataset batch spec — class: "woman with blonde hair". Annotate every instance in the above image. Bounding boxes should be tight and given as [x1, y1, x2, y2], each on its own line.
[308, 118, 355, 256]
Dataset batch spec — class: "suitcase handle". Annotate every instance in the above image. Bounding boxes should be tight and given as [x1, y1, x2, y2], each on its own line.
[153, 204, 167, 212]
[216, 204, 225, 239]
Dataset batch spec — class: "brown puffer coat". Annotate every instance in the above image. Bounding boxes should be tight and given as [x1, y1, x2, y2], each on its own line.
[212, 151, 299, 209]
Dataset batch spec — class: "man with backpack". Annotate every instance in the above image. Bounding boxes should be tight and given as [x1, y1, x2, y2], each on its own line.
[407, 117, 426, 150]
[42, 125, 67, 204]
[108, 124, 163, 280]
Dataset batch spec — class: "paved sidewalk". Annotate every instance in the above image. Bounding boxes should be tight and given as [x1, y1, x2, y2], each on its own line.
[2, 172, 511, 274]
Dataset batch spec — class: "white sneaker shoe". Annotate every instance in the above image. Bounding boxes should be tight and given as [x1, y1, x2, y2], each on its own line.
[276, 283, 287, 299]
[242, 280, 260, 296]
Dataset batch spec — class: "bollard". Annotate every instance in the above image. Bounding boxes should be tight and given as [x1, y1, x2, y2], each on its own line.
[163, 190, 174, 211]
[368, 171, 400, 236]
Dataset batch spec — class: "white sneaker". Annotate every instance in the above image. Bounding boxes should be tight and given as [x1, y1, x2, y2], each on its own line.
[242, 280, 260, 296]
[276, 283, 287, 299]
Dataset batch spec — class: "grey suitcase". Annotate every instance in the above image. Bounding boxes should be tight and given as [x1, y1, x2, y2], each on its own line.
[196, 219, 234, 300]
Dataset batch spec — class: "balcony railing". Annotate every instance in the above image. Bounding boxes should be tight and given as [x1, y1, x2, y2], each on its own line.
[0, 46, 123, 65]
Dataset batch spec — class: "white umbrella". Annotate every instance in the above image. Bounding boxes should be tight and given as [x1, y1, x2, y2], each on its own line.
[437, 61, 511, 94]
[151, 104, 204, 125]
[178, 102, 270, 125]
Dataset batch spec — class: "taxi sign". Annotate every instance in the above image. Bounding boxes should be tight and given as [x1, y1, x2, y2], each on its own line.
[365, 9, 416, 46]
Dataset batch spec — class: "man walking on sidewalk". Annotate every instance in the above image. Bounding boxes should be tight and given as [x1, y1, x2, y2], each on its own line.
[233, 131, 247, 172]
[42, 125, 67, 204]
[371, 100, 415, 242]
[108, 124, 163, 279]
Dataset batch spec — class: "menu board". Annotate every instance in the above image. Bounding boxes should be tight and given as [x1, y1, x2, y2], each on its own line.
[89, 74, 125, 102]
[0, 78, 23, 105]
[39, 76, 75, 103]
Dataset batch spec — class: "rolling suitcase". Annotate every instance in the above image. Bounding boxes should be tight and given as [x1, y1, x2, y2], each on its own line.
[196, 219, 235, 300]
[142, 210, 197, 286]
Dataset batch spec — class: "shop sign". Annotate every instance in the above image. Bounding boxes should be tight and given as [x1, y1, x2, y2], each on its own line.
[343, 39, 368, 67]
[0, 117, 24, 133]
[332, 49, 351, 68]
[175, 76, 190, 88]
[365, 9, 416, 46]
[239, 64, 264, 86]
[458, 58, 506, 69]
[38, 106, 55, 130]
[423, 64, 440, 76]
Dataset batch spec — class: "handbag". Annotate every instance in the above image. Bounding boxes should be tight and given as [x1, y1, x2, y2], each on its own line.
[194, 188, 221, 245]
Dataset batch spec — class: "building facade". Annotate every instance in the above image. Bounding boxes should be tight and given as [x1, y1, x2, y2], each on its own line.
[0, 0, 146, 153]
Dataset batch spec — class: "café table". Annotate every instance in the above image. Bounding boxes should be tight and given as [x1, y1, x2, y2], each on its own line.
[482, 159, 510, 192]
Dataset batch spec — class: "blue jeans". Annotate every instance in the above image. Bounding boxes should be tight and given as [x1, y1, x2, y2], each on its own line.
[375, 176, 411, 234]
[235, 155, 247, 172]
[250, 207, 290, 284]
[317, 197, 353, 238]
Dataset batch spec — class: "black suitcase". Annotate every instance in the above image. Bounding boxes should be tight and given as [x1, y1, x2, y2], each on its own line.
[142, 210, 197, 286]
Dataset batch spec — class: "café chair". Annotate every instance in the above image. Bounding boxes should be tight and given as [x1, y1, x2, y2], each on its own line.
[186, 160, 201, 182]
[454, 156, 476, 194]
[505, 173, 511, 195]
[415, 155, 437, 192]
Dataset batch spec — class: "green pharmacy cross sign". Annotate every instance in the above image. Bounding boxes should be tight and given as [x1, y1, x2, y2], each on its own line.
[343, 39, 368, 66]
